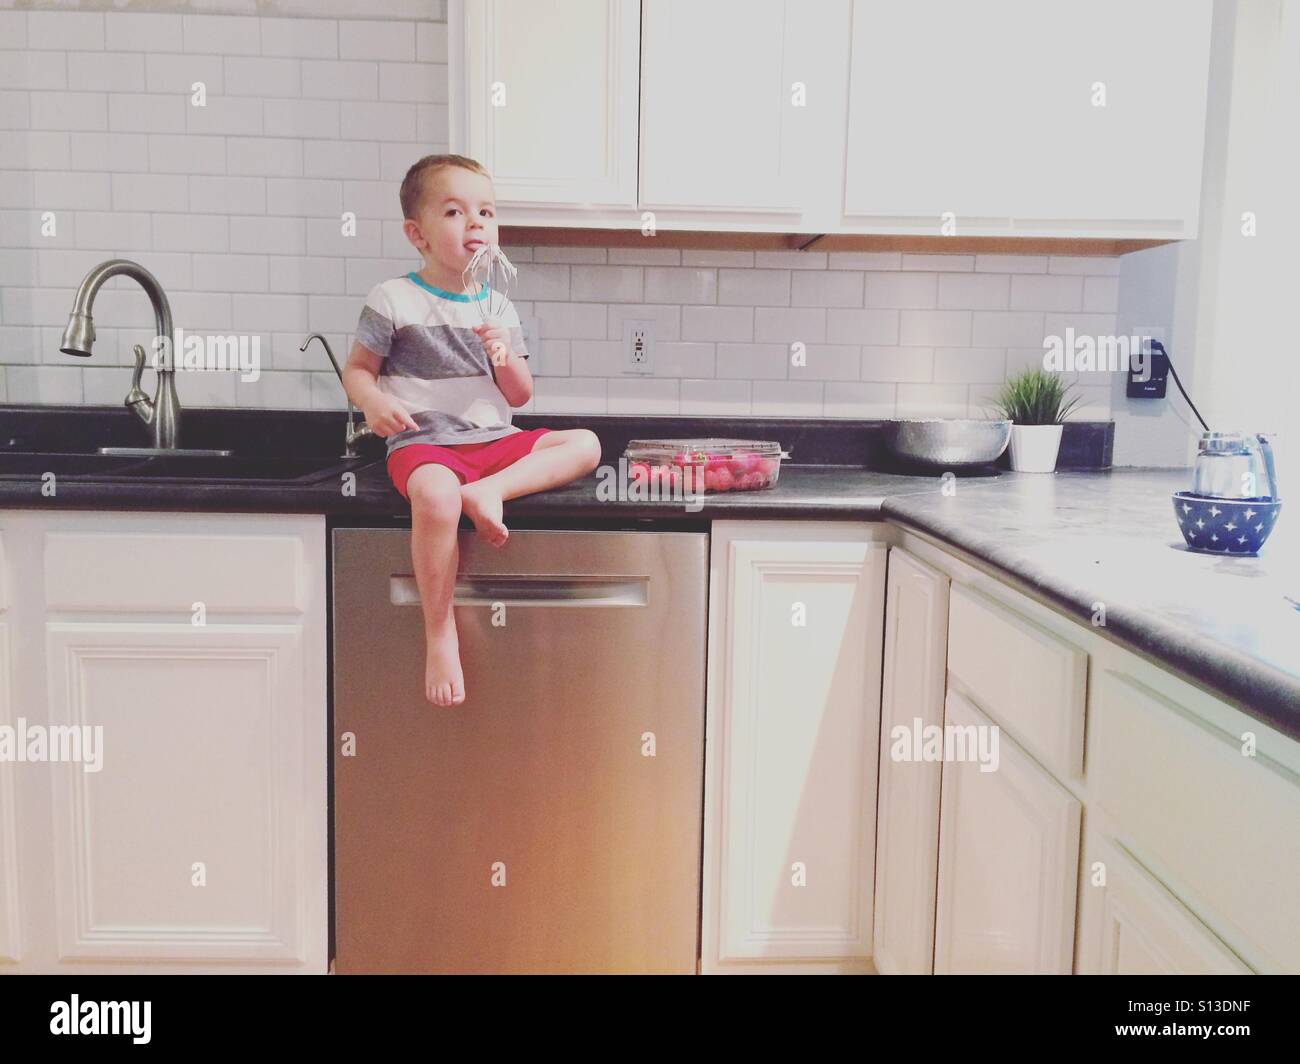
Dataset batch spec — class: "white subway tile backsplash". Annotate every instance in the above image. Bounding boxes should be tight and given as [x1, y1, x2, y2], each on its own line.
[1083, 275, 1119, 313]
[790, 344, 861, 382]
[718, 268, 787, 306]
[37, 170, 111, 210]
[1009, 273, 1083, 311]
[753, 306, 826, 344]
[605, 303, 680, 342]
[230, 215, 306, 255]
[146, 54, 224, 96]
[902, 253, 973, 272]
[181, 16, 261, 57]
[571, 265, 642, 303]
[0, 97, 30, 139]
[304, 139, 380, 180]
[533, 246, 607, 264]
[972, 310, 1045, 347]
[225, 57, 301, 98]
[0, 130, 70, 170]
[937, 273, 1009, 310]
[824, 381, 896, 418]
[533, 302, 607, 340]
[717, 343, 788, 379]
[148, 133, 227, 175]
[865, 271, 937, 309]
[607, 377, 679, 414]
[67, 52, 144, 94]
[932, 346, 1007, 383]
[3, 10, 1133, 423]
[105, 13, 183, 53]
[31, 91, 106, 131]
[861, 346, 934, 383]
[28, 12, 103, 51]
[645, 266, 717, 305]
[755, 250, 827, 270]
[1047, 255, 1121, 276]
[791, 269, 863, 308]
[0, 53, 66, 92]
[828, 251, 901, 270]
[267, 177, 342, 217]
[416, 22, 448, 62]
[228, 136, 305, 177]
[341, 101, 417, 141]
[900, 309, 972, 347]
[194, 253, 270, 293]
[153, 212, 227, 252]
[379, 62, 441, 103]
[897, 383, 968, 418]
[752, 380, 824, 416]
[681, 305, 753, 342]
[683, 249, 753, 268]
[680, 378, 750, 415]
[826, 308, 899, 346]
[340, 20, 417, 61]
[187, 97, 262, 136]
[112, 172, 187, 212]
[302, 60, 378, 100]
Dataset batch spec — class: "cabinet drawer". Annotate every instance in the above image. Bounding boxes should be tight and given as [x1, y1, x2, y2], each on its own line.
[44, 531, 304, 613]
[1089, 669, 1300, 973]
[947, 584, 1087, 779]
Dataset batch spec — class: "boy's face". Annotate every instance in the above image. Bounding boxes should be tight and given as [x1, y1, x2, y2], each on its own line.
[404, 166, 499, 275]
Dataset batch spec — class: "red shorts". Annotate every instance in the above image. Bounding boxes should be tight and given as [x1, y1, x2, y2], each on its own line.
[387, 427, 555, 498]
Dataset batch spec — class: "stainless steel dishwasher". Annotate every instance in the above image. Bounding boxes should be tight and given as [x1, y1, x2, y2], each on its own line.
[332, 527, 708, 974]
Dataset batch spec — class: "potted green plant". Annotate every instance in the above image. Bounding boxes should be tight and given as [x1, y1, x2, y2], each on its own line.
[992, 369, 1082, 473]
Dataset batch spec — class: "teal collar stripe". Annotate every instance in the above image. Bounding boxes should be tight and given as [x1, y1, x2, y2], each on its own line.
[406, 272, 490, 302]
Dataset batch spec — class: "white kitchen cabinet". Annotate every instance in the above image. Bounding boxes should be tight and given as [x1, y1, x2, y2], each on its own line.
[702, 521, 887, 974]
[0, 532, 18, 968]
[843, 0, 1213, 237]
[639, 0, 850, 217]
[933, 689, 1081, 974]
[1076, 826, 1250, 975]
[872, 547, 948, 975]
[0, 511, 327, 975]
[449, 0, 640, 211]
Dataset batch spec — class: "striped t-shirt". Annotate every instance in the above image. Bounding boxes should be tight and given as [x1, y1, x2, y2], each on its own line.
[354, 272, 529, 452]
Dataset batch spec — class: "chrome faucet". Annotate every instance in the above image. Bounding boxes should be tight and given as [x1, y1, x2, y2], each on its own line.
[60, 258, 229, 456]
[62, 259, 180, 448]
[300, 333, 373, 459]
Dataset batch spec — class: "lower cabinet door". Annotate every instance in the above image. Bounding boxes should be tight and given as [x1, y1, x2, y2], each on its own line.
[1076, 828, 1251, 974]
[873, 548, 948, 975]
[934, 690, 1081, 974]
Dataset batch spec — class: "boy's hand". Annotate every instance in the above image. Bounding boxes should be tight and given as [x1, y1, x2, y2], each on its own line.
[361, 395, 420, 437]
[474, 321, 512, 366]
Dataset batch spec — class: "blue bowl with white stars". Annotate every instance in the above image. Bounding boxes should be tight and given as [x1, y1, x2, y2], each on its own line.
[1172, 492, 1283, 555]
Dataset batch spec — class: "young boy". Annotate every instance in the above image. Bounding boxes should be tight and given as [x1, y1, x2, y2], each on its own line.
[341, 154, 601, 708]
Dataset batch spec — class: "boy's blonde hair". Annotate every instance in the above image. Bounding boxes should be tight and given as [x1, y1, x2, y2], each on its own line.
[400, 154, 491, 220]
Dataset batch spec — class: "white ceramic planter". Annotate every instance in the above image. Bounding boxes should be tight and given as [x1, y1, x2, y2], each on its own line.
[1009, 424, 1064, 473]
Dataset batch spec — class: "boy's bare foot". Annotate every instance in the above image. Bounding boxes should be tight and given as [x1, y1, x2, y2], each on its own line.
[425, 617, 466, 706]
[460, 481, 509, 547]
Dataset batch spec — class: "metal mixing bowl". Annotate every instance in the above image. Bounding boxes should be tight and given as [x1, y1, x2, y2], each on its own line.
[885, 418, 1013, 467]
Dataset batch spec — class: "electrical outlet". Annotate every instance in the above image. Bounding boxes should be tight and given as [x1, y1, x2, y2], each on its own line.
[622, 319, 655, 375]
[1134, 324, 1168, 355]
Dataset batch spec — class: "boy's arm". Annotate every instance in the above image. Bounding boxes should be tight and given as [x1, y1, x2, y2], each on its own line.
[474, 321, 533, 407]
[342, 341, 418, 436]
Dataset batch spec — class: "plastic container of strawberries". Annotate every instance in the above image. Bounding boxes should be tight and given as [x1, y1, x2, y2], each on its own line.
[623, 438, 790, 493]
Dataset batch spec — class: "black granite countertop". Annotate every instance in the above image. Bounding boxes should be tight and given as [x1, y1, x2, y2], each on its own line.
[1, 406, 1294, 738]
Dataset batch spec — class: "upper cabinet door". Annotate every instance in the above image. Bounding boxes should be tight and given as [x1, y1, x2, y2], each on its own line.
[639, 0, 850, 214]
[843, 0, 1213, 237]
[450, 0, 640, 208]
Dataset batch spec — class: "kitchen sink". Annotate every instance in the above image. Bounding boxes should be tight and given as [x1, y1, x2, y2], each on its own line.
[0, 451, 369, 483]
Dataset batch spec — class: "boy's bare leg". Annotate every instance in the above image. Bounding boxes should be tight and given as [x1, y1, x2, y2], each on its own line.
[406, 463, 468, 706]
[460, 428, 602, 547]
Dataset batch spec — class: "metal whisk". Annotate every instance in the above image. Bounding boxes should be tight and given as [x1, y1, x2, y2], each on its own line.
[462, 244, 518, 320]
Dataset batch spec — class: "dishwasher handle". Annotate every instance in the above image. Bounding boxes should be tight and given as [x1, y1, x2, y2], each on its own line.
[390, 573, 648, 608]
